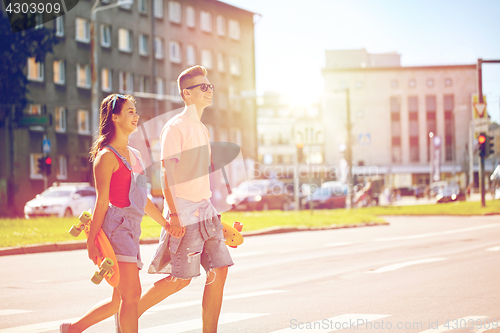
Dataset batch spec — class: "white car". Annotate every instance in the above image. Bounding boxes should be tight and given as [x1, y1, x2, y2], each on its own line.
[24, 183, 96, 219]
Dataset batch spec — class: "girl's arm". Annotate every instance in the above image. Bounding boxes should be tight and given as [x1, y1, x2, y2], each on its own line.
[144, 198, 171, 231]
[87, 150, 117, 264]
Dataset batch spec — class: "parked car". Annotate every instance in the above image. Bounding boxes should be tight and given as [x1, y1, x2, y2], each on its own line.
[436, 184, 466, 203]
[302, 184, 347, 209]
[24, 182, 96, 219]
[226, 179, 292, 211]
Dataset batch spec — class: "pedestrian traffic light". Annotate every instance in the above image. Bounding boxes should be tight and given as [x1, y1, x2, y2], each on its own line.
[486, 135, 495, 157]
[45, 156, 52, 176]
[477, 133, 487, 157]
[296, 143, 304, 163]
[37, 157, 45, 174]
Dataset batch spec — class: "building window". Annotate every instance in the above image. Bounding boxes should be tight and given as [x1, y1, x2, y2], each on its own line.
[229, 55, 241, 76]
[356, 81, 363, 89]
[154, 0, 163, 18]
[390, 96, 401, 163]
[77, 110, 90, 134]
[53, 60, 65, 85]
[231, 128, 242, 146]
[444, 94, 454, 162]
[27, 57, 44, 82]
[206, 124, 214, 142]
[118, 28, 132, 52]
[139, 75, 150, 93]
[169, 41, 181, 63]
[228, 85, 240, 111]
[119, 0, 132, 9]
[28, 104, 42, 115]
[408, 78, 416, 88]
[30, 153, 44, 179]
[426, 78, 434, 87]
[228, 19, 240, 40]
[218, 91, 228, 110]
[444, 78, 452, 87]
[119, 71, 133, 93]
[409, 96, 419, 163]
[218, 127, 228, 142]
[391, 79, 398, 89]
[186, 45, 196, 66]
[155, 77, 164, 96]
[170, 80, 181, 102]
[200, 11, 212, 32]
[101, 68, 112, 92]
[154, 37, 164, 59]
[138, 0, 148, 13]
[75, 18, 90, 43]
[186, 6, 195, 27]
[55, 107, 66, 133]
[76, 63, 91, 88]
[216, 15, 225, 36]
[168, 1, 181, 23]
[100, 24, 111, 47]
[139, 34, 149, 56]
[217, 52, 225, 72]
[55, 16, 64, 37]
[426, 95, 437, 162]
[201, 49, 212, 69]
[56, 155, 68, 180]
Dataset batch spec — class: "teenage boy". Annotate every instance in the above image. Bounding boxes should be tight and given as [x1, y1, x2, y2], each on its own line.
[139, 65, 233, 332]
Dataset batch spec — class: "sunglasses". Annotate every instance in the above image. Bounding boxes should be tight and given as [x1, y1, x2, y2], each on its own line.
[111, 94, 127, 110]
[185, 83, 215, 92]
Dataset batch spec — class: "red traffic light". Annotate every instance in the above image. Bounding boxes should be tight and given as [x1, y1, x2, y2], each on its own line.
[45, 157, 52, 165]
[478, 134, 486, 144]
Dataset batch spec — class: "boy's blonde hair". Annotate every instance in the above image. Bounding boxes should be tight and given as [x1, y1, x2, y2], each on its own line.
[177, 65, 208, 101]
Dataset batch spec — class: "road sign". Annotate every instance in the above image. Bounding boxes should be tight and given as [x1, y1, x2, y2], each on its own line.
[358, 133, 371, 145]
[18, 115, 50, 126]
[472, 94, 488, 119]
[474, 103, 487, 118]
[42, 139, 51, 154]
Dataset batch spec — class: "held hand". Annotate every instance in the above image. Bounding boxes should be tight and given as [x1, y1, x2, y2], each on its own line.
[87, 239, 101, 265]
[168, 216, 185, 238]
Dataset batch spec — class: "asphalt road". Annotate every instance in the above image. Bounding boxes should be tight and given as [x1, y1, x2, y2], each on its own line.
[1, 215, 500, 333]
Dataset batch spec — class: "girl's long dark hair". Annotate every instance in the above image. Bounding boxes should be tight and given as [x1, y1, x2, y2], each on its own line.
[89, 94, 136, 162]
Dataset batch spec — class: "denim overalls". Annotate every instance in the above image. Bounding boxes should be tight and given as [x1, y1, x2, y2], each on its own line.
[101, 145, 147, 269]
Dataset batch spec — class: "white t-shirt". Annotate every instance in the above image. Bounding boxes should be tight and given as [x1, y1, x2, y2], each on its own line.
[160, 109, 212, 202]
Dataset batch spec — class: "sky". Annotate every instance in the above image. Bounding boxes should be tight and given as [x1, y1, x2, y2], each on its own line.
[223, 0, 500, 123]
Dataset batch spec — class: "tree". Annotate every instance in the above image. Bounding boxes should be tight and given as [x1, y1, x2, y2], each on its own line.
[0, 9, 58, 120]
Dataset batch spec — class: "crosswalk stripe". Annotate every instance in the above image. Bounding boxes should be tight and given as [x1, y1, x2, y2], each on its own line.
[145, 290, 286, 313]
[375, 224, 500, 242]
[0, 309, 31, 316]
[366, 258, 446, 273]
[325, 242, 352, 247]
[0, 317, 81, 333]
[486, 246, 500, 252]
[230, 251, 266, 258]
[418, 316, 487, 332]
[269, 314, 390, 333]
[139, 313, 268, 333]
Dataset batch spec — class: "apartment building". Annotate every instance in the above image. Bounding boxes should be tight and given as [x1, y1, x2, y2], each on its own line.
[1, 0, 257, 215]
[322, 49, 477, 188]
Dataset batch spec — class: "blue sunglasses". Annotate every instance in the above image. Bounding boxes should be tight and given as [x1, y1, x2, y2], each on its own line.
[111, 94, 127, 110]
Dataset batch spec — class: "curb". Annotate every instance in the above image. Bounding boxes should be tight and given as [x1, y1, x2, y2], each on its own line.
[0, 222, 389, 257]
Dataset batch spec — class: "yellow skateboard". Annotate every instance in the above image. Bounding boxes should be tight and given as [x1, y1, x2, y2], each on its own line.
[221, 221, 244, 248]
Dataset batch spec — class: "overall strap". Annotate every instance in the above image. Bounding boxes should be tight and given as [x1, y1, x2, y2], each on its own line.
[105, 145, 132, 171]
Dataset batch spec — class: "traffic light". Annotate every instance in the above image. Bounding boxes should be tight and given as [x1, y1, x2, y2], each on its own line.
[486, 135, 495, 157]
[477, 133, 487, 157]
[37, 157, 45, 174]
[45, 156, 52, 176]
[296, 143, 304, 163]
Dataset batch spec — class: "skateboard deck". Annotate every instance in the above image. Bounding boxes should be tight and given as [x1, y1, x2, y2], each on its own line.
[69, 211, 120, 287]
[221, 221, 244, 248]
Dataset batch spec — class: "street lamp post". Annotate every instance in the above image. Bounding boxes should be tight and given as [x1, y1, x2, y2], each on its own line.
[90, 0, 133, 140]
[429, 131, 434, 185]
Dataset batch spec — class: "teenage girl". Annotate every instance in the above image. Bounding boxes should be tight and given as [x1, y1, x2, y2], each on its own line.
[60, 94, 172, 333]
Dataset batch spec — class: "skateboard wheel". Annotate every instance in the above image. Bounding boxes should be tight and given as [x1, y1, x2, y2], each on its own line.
[101, 258, 114, 270]
[233, 222, 243, 232]
[79, 211, 92, 223]
[91, 272, 104, 285]
[69, 225, 82, 237]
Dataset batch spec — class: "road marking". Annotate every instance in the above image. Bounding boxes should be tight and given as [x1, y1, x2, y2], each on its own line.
[0, 309, 31, 316]
[419, 316, 487, 332]
[145, 290, 287, 313]
[486, 246, 500, 252]
[139, 313, 268, 332]
[367, 258, 446, 274]
[375, 224, 500, 242]
[269, 314, 390, 332]
[230, 251, 265, 258]
[325, 242, 352, 247]
[0, 317, 81, 333]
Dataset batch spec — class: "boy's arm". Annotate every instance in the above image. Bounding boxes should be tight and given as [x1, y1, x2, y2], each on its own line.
[162, 158, 185, 238]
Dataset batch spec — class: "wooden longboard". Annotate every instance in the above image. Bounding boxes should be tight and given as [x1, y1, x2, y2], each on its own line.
[221, 221, 244, 248]
[69, 211, 120, 287]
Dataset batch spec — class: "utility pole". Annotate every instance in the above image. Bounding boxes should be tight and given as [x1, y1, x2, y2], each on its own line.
[345, 88, 354, 208]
